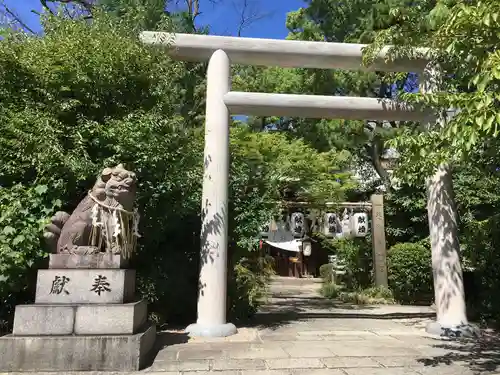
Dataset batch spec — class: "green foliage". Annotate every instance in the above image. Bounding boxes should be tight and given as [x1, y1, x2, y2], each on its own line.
[460, 216, 500, 325]
[387, 242, 433, 304]
[230, 126, 353, 207]
[361, 285, 394, 300]
[6, 0, 498, 332]
[286, 0, 435, 44]
[337, 286, 395, 305]
[0, 184, 61, 326]
[0, 12, 354, 329]
[320, 283, 395, 305]
[99, 0, 172, 32]
[367, 0, 500, 322]
[0, 12, 208, 326]
[231, 54, 377, 159]
[320, 282, 342, 299]
[228, 255, 275, 321]
[319, 234, 395, 306]
[384, 185, 428, 247]
[0, 12, 195, 184]
[364, 0, 500, 182]
[290, 0, 500, 325]
[319, 263, 334, 281]
[333, 237, 373, 289]
[315, 233, 373, 290]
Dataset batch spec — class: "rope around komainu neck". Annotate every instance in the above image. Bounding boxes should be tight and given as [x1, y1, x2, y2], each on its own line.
[88, 191, 134, 215]
[87, 190, 140, 259]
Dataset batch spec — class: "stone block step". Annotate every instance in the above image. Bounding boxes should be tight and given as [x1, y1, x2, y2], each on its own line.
[49, 253, 129, 269]
[12, 300, 147, 336]
[35, 269, 135, 304]
[0, 324, 156, 371]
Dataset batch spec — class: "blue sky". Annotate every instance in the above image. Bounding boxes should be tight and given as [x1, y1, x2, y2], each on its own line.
[4, 0, 305, 39]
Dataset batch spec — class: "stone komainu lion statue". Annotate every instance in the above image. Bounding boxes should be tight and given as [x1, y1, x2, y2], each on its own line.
[43, 164, 140, 259]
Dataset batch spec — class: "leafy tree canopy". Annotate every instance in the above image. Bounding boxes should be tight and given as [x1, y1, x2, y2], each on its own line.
[363, 0, 500, 181]
[0, 10, 354, 327]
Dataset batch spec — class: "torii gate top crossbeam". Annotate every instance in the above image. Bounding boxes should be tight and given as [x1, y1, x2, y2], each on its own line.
[139, 32, 430, 73]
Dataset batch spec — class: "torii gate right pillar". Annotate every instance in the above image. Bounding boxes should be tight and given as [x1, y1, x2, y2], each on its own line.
[421, 64, 478, 338]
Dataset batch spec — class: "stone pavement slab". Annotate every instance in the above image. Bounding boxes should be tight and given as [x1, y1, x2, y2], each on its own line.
[322, 357, 382, 368]
[212, 359, 267, 371]
[265, 358, 325, 369]
[343, 369, 422, 375]
[228, 344, 290, 359]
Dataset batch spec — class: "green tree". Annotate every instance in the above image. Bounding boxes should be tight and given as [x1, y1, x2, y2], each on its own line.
[231, 1, 424, 195]
[364, 0, 500, 174]
[0, 12, 354, 329]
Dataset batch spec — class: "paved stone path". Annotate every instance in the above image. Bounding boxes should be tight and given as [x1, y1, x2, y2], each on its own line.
[7, 277, 500, 375]
[144, 277, 499, 375]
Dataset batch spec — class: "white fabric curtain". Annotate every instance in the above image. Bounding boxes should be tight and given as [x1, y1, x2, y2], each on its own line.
[264, 239, 302, 253]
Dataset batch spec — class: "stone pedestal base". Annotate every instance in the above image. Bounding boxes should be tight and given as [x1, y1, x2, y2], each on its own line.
[426, 321, 480, 339]
[186, 322, 237, 337]
[0, 324, 156, 371]
[13, 300, 147, 335]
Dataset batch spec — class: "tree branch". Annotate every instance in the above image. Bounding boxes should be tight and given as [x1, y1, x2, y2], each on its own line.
[40, 0, 95, 18]
[54, 0, 94, 11]
[1, 4, 36, 34]
[39, 0, 55, 15]
[232, 0, 273, 37]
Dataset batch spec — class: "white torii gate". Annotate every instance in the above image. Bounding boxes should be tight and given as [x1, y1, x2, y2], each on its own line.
[140, 32, 473, 338]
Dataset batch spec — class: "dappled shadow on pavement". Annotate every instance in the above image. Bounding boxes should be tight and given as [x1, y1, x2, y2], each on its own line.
[262, 294, 378, 311]
[417, 331, 500, 373]
[248, 276, 435, 330]
[250, 308, 436, 331]
[155, 331, 190, 348]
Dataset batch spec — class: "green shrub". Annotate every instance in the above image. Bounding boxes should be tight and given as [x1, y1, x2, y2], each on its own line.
[320, 283, 395, 305]
[319, 263, 334, 281]
[334, 237, 372, 289]
[387, 242, 433, 304]
[228, 254, 275, 322]
[320, 283, 342, 298]
[0, 184, 61, 328]
[337, 287, 395, 305]
[362, 285, 395, 300]
[461, 216, 500, 324]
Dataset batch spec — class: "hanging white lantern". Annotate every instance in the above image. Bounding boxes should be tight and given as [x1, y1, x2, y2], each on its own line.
[290, 212, 306, 238]
[302, 240, 312, 256]
[351, 212, 369, 237]
[323, 212, 340, 238]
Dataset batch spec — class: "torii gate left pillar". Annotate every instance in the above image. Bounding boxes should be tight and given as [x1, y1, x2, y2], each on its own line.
[185, 50, 237, 337]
